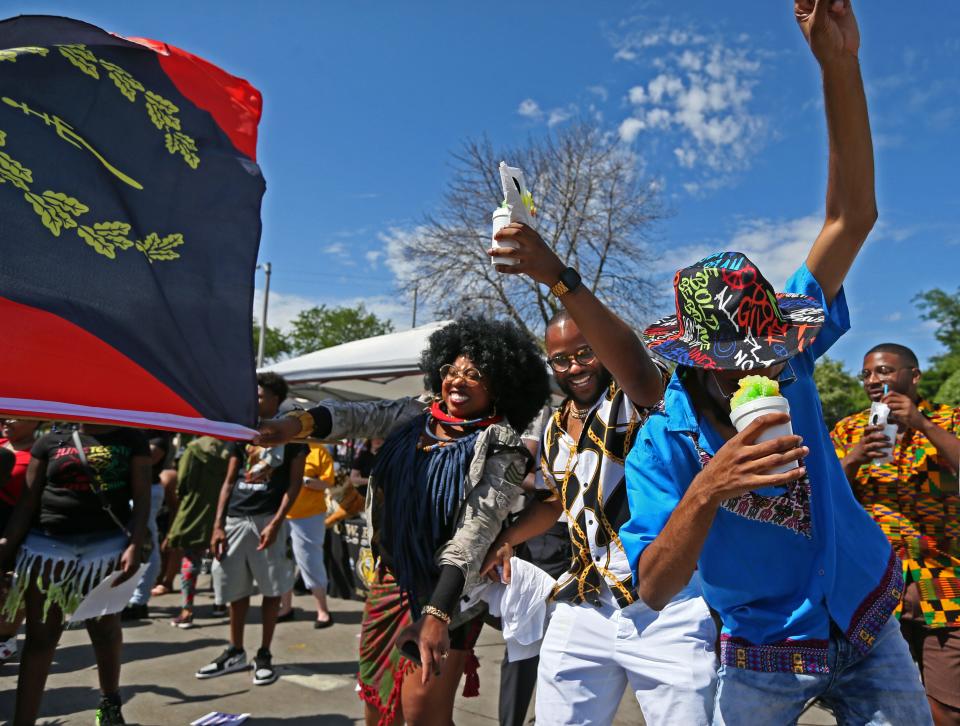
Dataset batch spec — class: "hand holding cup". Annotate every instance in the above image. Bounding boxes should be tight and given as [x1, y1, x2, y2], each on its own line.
[488, 223, 565, 285]
[691, 413, 809, 505]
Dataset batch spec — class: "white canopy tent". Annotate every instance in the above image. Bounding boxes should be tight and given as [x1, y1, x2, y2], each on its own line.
[260, 320, 453, 402]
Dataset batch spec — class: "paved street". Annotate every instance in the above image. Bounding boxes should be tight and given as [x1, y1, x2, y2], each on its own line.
[0, 583, 837, 725]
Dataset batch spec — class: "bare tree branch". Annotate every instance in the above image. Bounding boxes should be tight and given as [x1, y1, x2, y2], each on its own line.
[391, 121, 666, 338]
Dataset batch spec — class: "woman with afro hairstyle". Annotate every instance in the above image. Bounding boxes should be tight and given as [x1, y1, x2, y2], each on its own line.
[258, 316, 550, 726]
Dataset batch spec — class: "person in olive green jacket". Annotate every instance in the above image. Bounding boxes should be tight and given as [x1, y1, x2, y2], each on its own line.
[165, 436, 232, 628]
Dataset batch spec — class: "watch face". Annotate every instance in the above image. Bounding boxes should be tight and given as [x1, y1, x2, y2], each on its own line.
[560, 267, 581, 290]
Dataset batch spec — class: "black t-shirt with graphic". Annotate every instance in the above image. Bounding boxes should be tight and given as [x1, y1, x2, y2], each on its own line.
[226, 442, 308, 517]
[33, 428, 150, 536]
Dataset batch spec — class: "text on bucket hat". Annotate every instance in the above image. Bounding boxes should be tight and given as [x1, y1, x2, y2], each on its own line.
[643, 252, 825, 371]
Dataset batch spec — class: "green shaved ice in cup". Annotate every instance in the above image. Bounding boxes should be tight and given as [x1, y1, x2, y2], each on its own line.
[728, 375, 798, 474]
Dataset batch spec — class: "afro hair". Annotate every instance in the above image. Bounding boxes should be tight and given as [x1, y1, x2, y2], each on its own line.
[421, 316, 550, 433]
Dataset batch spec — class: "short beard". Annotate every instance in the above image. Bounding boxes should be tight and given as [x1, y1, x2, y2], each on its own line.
[559, 367, 613, 407]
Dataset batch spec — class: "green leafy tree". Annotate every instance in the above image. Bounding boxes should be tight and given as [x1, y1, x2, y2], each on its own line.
[936, 369, 960, 406]
[913, 287, 960, 401]
[252, 322, 291, 365]
[287, 304, 394, 356]
[814, 356, 870, 429]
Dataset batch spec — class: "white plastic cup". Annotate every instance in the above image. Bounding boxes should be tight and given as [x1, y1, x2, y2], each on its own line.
[868, 402, 898, 465]
[728, 395, 797, 474]
[873, 424, 898, 465]
[491, 207, 518, 266]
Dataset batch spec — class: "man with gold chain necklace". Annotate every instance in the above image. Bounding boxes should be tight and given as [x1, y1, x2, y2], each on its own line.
[481, 231, 717, 724]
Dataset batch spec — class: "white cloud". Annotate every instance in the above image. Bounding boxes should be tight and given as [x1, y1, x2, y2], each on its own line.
[517, 98, 577, 128]
[646, 108, 672, 129]
[885, 312, 903, 323]
[674, 146, 697, 167]
[252, 289, 318, 330]
[619, 117, 646, 143]
[252, 287, 416, 341]
[365, 250, 383, 266]
[548, 105, 575, 127]
[656, 214, 823, 290]
[609, 18, 769, 189]
[587, 85, 609, 102]
[648, 73, 683, 103]
[517, 98, 543, 119]
[678, 49, 702, 71]
[323, 242, 346, 255]
[380, 225, 427, 285]
[628, 85, 647, 104]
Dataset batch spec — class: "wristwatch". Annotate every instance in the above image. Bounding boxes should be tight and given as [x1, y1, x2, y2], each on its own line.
[550, 267, 582, 298]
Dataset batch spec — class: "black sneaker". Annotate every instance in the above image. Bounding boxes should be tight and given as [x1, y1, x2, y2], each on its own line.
[95, 695, 125, 725]
[120, 603, 148, 621]
[196, 646, 247, 679]
[252, 647, 277, 686]
[210, 603, 228, 618]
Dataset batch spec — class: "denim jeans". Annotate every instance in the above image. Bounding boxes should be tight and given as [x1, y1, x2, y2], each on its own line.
[713, 616, 932, 725]
[129, 484, 164, 606]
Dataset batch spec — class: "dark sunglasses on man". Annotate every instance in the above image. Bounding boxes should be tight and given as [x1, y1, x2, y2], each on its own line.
[547, 346, 598, 373]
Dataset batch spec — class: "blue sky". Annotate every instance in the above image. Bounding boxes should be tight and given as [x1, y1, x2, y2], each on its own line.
[12, 1, 960, 374]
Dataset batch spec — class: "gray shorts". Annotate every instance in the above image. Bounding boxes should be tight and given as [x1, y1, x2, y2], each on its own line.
[212, 514, 294, 604]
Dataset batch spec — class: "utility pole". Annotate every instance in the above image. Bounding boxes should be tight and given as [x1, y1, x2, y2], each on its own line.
[411, 283, 418, 328]
[256, 261, 271, 369]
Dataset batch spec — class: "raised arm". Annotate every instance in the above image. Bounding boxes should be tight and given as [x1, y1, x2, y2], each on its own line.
[796, 0, 877, 306]
[489, 225, 664, 406]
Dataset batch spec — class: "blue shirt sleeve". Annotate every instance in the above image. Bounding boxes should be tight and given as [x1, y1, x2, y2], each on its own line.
[620, 426, 685, 578]
[784, 263, 850, 361]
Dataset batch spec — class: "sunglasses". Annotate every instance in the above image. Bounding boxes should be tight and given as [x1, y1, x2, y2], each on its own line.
[547, 346, 597, 373]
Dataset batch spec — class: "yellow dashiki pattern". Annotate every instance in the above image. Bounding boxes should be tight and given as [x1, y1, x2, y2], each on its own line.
[832, 400, 960, 628]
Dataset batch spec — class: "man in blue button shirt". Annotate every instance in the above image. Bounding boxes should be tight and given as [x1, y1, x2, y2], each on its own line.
[620, 1, 933, 724]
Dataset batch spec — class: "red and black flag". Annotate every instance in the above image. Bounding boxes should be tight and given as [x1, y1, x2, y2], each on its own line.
[0, 16, 264, 439]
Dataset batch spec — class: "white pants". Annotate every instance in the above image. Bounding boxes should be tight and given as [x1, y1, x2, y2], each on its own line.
[535, 584, 717, 726]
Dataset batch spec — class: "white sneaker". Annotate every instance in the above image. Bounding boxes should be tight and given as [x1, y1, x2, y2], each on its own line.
[196, 646, 247, 679]
[0, 636, 16, 662]
[252, 648, 277, 686]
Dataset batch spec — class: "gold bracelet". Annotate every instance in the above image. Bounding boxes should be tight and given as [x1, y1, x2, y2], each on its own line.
[285, 410, 315, 439]
[549, 279, 570, 298]
[423, 605, 451, 624]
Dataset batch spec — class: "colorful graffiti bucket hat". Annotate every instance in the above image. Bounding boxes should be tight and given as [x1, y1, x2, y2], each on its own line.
[643, 251, 825, 370]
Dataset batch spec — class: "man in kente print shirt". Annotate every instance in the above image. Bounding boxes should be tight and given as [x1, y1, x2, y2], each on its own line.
[833, 342, 960, 724]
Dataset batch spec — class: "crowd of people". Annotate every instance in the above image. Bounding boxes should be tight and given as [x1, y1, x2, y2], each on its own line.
[1, 2, 958, 725]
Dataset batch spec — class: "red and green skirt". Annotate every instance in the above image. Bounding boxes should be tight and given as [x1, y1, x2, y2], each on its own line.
[358, 570, 483, 726]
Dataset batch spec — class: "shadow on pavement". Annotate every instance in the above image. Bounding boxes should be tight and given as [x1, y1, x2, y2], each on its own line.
[279, 660, 358, 676]
[255, 716, 359, 725]
[0, 685, 99, 720]
[52, 637, 224, 672]
[324, 609, 363, 626]
[134, 683, 251, 705]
